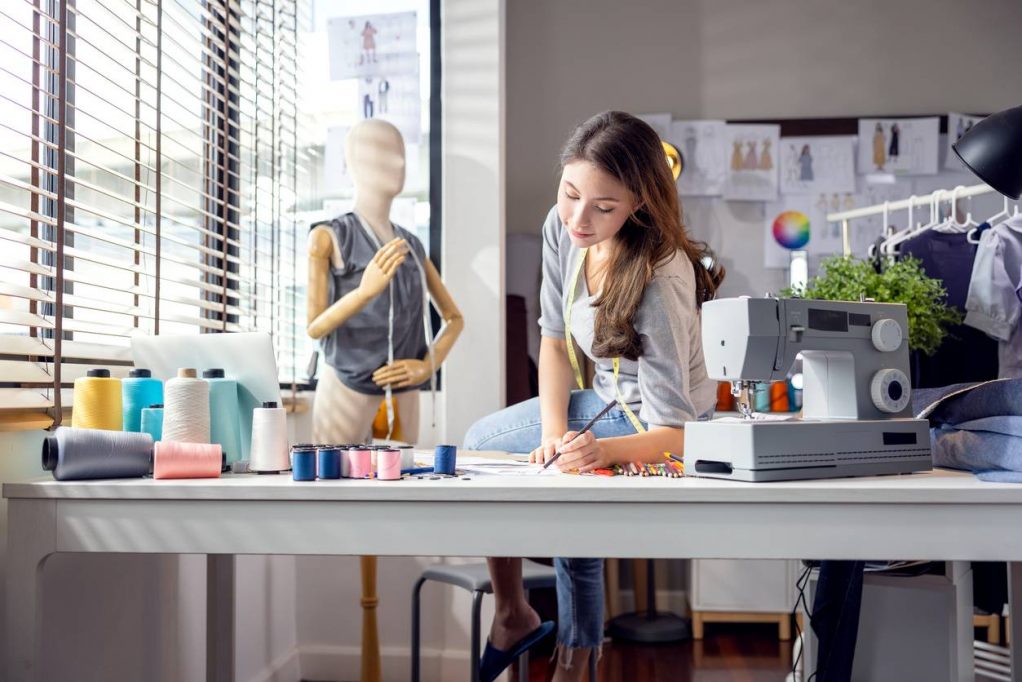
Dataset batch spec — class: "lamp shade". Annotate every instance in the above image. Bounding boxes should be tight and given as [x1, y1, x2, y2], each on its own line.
[952, 104, 1022, 200]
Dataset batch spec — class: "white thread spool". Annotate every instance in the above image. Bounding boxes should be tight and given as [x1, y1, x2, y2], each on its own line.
[162, 368, 211, 444]
[250, 401, 289, 473]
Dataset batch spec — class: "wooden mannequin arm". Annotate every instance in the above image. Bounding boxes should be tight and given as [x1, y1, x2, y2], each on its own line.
[306, 226, 377, 340]
[420, 258, 463, 366]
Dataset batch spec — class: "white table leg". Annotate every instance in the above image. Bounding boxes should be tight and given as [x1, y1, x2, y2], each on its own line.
[206, 555, 235, 682]
[6, 499, 57, 682]
[1010, 562, 1022, 681]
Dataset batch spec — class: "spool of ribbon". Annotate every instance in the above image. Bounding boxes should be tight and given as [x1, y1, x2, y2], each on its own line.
[121, 369, 163, 433]
[42, 427, 152, 481]
[71, 369, 123, 431]
[163, 368, 210, 444]
[434, 444, 457, 475]
[317, 446, 342, 479]
[349, 447, 372, 479]
[140, 404, 164, 442]
[291, 446, 317, 481]
[203, 368, 243, 464]
[153, 441, 223, 480]
[250, 401, 289, 472]
[376, 449, 401, 480]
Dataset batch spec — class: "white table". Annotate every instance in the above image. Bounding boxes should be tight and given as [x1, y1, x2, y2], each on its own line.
[7, 468, 1022, 681]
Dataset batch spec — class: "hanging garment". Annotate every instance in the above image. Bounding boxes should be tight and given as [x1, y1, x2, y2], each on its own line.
[965, 214, 1022, 378]
[899, 230, 999, 387]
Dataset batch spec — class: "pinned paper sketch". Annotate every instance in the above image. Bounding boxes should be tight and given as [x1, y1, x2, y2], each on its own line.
[858, 117, 939, 176]
[636, 113, 671, 142]
[764, 196, 824, 268]
[945, 112, 985, 171]
[322, 126, 354, 194]
[780, 136, 855, 195]
[724, 124, 780, 202]
[329, 12, 418, 80]
[671, 120, 726, 196]
[358, 71, 421, 144]
[837, 177, 913, 259]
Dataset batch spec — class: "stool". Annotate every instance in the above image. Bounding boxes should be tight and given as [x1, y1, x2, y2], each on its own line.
[411, 560, 596, 682]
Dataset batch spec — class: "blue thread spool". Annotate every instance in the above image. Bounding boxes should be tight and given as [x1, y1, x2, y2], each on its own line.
[122, 369, 163, 433]
[291, 446, 317, 481]
[753, 383, 771, 412]
[317, 446, 342, 479]
[140, 404, 164, 442]
[203, 368, 242, 464]
[434, 444, 457, 475]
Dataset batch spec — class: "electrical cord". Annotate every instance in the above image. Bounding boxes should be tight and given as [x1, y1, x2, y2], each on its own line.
[791, 562, 818, 682]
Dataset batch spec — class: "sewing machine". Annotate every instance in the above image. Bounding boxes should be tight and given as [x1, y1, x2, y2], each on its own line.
[684, 297, 932, 481]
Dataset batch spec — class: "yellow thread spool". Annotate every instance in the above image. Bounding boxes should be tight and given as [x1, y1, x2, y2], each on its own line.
[71, 369, 123, 431]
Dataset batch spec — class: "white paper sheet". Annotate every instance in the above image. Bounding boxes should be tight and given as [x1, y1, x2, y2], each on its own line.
[857, 117, 940, 176]
[779, 136, 856, 195]
[671, 119, 727, 197]
[724, 124, 780, 202]
[328, 12, 418, 80]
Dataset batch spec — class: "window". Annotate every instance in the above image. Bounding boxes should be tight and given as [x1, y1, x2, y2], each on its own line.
[0, 0, 303, 429]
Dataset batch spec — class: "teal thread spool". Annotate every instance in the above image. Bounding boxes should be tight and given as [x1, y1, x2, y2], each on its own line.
[122, 369, 163, 432]
[203, 369, 243, 464]
[140, 404, 164, 442]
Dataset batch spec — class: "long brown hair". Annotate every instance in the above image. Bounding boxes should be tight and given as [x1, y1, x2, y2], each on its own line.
[561, 111, 724, 360]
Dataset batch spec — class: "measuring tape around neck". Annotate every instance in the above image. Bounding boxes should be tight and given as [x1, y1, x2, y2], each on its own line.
[564, 247, 645, 434]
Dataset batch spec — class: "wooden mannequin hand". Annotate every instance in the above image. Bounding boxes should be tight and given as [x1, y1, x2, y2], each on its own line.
[358, 238, 410, 301]
[372, 358, 433, 389]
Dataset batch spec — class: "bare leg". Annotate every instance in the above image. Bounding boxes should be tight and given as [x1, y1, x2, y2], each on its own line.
[486, 557, 541, 649]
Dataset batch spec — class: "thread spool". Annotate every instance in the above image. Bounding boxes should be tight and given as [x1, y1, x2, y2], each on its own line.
[434, 445, 457, 475]
[769, 381, 790, 412]
[42, 427, 152, 481]
[291, 446, 317, 481]
[121, 369, 163, 433]
[250, 401, 289, 472]
[153, 441, 223, 480]
[339, 445, 352, 478]
[349, 447, 372, 479]
[716, 381, 734, 412]
[400, 448, 415, 470]
[316, 446, 342, 479]
[163, 368, 210, 444]
[140, 404, 164, 442]
[753, 383, 771, 413]
[377, 449, 401, 480]
[203, 368, 243, 465]
[71, 368, 123, 431]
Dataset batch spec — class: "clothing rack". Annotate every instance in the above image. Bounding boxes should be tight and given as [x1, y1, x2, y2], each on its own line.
[826, 182, 997, 256]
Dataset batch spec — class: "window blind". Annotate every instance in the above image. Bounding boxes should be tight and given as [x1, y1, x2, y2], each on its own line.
[0, 0, 303, 430]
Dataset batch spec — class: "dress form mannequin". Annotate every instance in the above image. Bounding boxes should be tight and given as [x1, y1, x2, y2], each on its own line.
[306, 119, 463, 682]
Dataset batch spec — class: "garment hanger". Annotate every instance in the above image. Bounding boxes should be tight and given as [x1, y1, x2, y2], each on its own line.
[934, 185, 975, 233]
[882, 191, 941, 256]
[866, 201, 892, 260]
[969, 195, 1010, 244]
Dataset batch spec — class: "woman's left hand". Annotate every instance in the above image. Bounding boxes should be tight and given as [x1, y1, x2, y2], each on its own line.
[372, 358, 431, 389]
[555, 430, 612, 474]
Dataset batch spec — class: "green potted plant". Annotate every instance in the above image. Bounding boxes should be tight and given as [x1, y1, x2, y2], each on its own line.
[780, 255, 961, 355]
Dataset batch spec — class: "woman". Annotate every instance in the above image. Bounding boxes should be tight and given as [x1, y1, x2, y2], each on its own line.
[463, 111, 722, 681]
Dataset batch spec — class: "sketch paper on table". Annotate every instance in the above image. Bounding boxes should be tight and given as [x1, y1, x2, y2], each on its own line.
[671, 120, 727, 196]
[763, 196, 827, 269]
[945, 112, 986, 171]
[358, 70, 421, 144]
[328, 12, 418, 80]
[637, 113, 672, 142]
[779, 136, 856, 195]
[724, 124, 780, 202]
[857, 117, 939, 176]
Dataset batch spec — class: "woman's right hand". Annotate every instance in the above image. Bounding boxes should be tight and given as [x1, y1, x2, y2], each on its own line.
[529, 435, 563, 464]
[358, 238, 409, 300]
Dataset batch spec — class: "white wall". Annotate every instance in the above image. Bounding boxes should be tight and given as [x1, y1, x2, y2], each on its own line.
[505, 0, 1022, 297]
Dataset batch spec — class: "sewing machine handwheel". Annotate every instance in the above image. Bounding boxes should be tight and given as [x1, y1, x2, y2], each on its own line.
[871, 368, 910, 413]
[871, 318, 903, 352]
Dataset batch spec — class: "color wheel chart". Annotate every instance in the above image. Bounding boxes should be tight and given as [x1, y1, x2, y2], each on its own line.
[772, 210, 810, 249]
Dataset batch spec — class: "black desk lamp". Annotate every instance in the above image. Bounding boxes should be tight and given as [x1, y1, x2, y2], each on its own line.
[953, 104, 1022, 199]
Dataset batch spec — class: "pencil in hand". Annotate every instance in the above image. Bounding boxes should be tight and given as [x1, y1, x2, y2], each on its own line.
[540, 398, 618, 472]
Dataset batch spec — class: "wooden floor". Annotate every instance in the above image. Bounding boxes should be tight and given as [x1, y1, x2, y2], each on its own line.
[528, 623, 794, 682]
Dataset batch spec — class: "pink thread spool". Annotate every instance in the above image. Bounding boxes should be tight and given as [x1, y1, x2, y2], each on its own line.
[376, 449, 401, 480]
[153, 441, 222, 480]
[349, 447, 373, 479]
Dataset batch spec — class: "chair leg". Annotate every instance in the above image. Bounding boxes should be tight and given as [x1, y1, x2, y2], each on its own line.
[519, 589, 531, 682]
[411, 576, 427, 682]
[471, 590, 485, 682]
[589, 647, 598, 681]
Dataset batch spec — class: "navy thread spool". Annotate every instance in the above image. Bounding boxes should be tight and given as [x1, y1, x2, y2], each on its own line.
[122, 368, 163, 433]
[291, 446, 317, 481]
[434, 444, 457, 475]
[317, 446, 342, 479]
[43, 427, 153, 481]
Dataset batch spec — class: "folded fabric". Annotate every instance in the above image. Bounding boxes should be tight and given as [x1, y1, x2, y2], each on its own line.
[913, 379, 1022, 481]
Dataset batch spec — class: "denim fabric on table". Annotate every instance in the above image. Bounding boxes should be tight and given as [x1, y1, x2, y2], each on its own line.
[914, 378, 1022, 482]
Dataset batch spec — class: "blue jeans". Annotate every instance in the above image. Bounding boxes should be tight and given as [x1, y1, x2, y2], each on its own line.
[464, 390, 642, 648]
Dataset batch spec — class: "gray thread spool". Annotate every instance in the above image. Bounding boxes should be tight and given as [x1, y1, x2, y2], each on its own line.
[42, 427, 153, 481]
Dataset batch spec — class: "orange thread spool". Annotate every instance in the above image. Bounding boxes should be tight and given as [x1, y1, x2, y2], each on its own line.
[769, 381, 790, 412]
